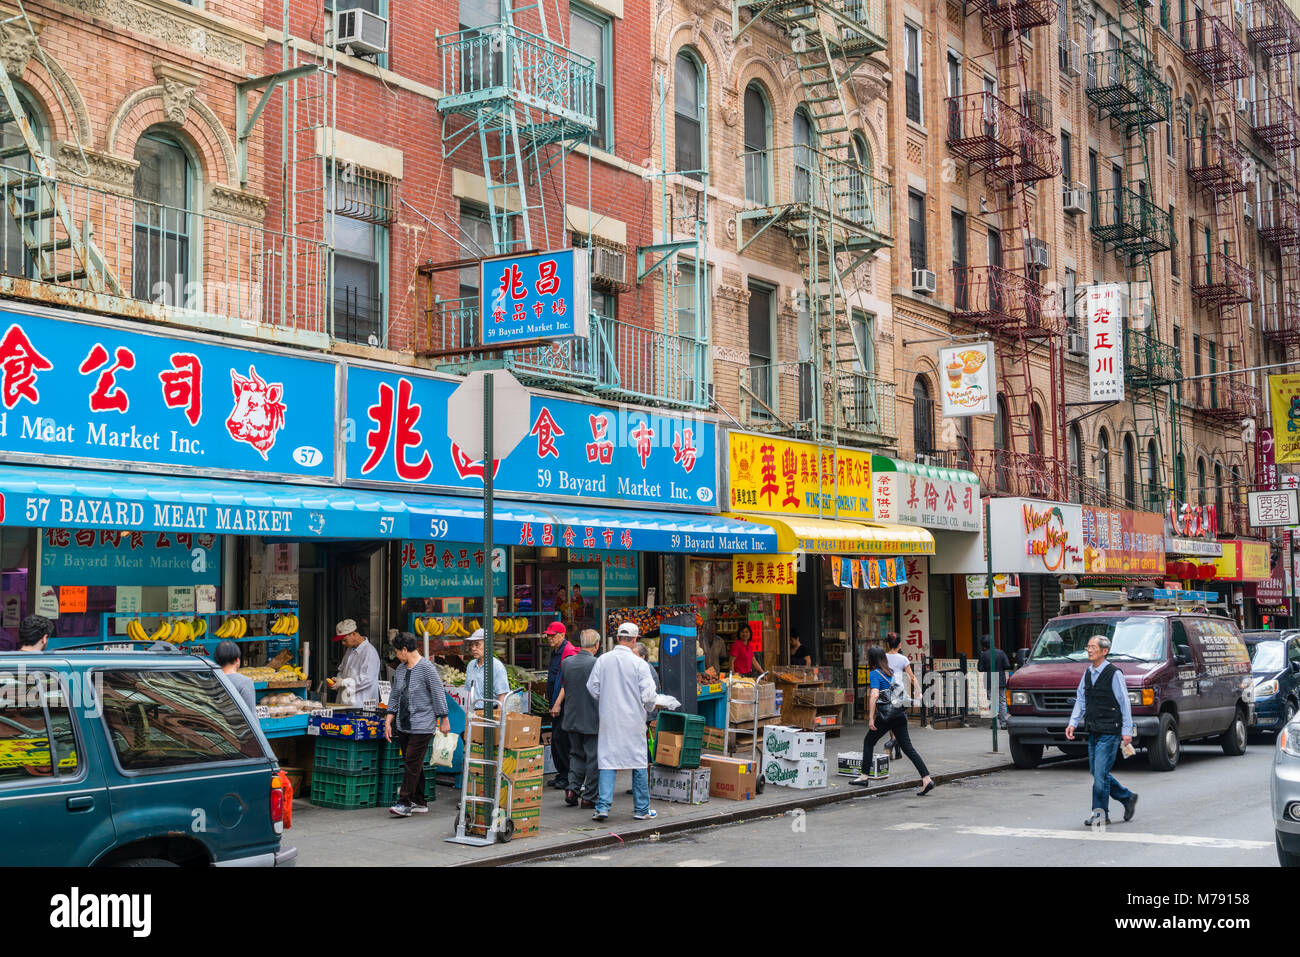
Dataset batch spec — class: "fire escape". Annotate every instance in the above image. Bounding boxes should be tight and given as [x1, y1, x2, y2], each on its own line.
[1084, 0, 1178, 512]
[948, 0, 1064, 498]
[732, 0, 896, 446]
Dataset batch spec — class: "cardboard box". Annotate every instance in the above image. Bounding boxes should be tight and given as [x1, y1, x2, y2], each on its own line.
[761, 725, 826, 762]
[467, 743, 546, 780]
[649, 766, 711, 804]
[655, 731, 684, 767]
[468, 772, 545, 809]
[469, 711, 541, 749]
[701, 726, 726, 754]
[701, 754, 757, 801]
[762, 756, 828, 790]
[836, 751, 862, 776]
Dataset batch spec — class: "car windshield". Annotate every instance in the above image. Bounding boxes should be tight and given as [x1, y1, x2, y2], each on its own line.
[1249, 642, 1285, 672]
[1029, 616, 1167, 663]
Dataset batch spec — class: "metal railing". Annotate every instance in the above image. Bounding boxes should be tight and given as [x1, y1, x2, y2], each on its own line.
[437, 25, 597, 129]
[972, 449, 1062, 499]
[952, 264, 1056, 334]
[1258, 198, 1300, 247]
[737, 145, 894, 243]
[1125, 326, 1183, 385]
[738, 360, 895, 440]
[833, 0, 887, 51]
[944, 91, 1060, 184]
[1089, 185, 1176, 254]
[599, 316, 708, 409]
[838, 370, 897, 439]
[1190, 252, 1255, 305]
[1262, 298, 1300, 343]
[1185, 130, 1249, 195]
[1253, 96, 1300, 151]
[1085, 48, 1171, 126]
[1180, 14, 1252, 85]
[966, 0, 1057, 30]
[0, 164, 327, 334]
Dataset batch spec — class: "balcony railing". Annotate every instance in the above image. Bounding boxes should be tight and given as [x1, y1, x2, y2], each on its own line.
[1185, 130, 1249, 196]
[1089, 186, 1175, 256]
[437, 25, 597, 132]
[966, 0, 1058, 30]
[945, 92, 1060, 185]
[1125, 481, 1168, 514]
[1086, 48, 1171, 128]
[1247, 0, 1300, 55]
[1258, 198, 1300, 247]
[601, 317, 708, 409]
[736, 144, 894, 250]
[1262, 298, 1300, 344]
[737, 360, 896, 442]
[971, 449, 1062, 499]
[952, 264, 1057, 336]
[1190, 252, 1255, 306]
[838, 370, 897, 440]
[1189, 373, 1259, 420]
[1253, 96, 1300, 152]
[0, 164, 327, 338]
[1125, 326, 1182, 387]
[1180, 14, 1252, 86]
[832, 0, 887, 54]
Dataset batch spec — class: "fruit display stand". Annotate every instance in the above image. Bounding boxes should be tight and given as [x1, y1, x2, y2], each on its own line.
[409, 612, 540, 667]
[772, 667, 845, 736]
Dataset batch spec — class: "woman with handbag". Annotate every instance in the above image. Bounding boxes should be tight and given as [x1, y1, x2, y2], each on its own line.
[384, 633, 451, 817]
[850, 645, 935, 795]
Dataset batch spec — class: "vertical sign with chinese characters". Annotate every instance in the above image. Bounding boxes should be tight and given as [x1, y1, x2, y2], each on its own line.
[899, 558, 929, 667]
[479, 249, 591, 346]
[1257, 428, 1279, 491]
[1086, 283, 1125, 402]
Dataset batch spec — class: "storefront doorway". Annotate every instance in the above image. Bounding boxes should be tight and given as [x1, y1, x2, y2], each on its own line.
[306, 542, 389, 682]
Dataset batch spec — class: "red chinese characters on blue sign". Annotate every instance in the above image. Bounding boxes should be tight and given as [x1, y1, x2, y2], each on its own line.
[479, 249, 590, 346]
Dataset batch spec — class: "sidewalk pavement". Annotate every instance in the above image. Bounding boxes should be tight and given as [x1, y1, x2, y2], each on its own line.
[287, 722, 1016, 867]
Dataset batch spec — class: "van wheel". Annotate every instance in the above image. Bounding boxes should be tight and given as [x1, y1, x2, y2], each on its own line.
[1219, 708, 1248, 756]
[1279, 700, 1298, 734]
[114, 858, 178, 867]
[1009, 737, 1042, 769]
[1278, 834, 1300, 867]
[1146, 713, 1180, 771]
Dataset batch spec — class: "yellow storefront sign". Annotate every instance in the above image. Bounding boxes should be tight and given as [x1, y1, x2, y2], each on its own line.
[1269, 374, 1300, 464]
[727, 433, 872, 520]
[732, 554, 798, 594]
[1211, 540, 1273, 582]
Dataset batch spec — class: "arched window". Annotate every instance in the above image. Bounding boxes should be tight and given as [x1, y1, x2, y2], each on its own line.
[793, 106, 815, 203]
[957, 415, 974, 471]
[0, 87, 48, 280]
[995, 393, 1010, 492]
[1230, 465, 1242, 530]
[1175, 452, 1187, 504]
[1098, 430, 1111, 504]
[1197, 457, 1207, 508]
[913, 376, 934, 456]
[849, 132, 875, 228]
[1214, 462, 1224, 525]
[133, 129, 194, 308]
[1147, 439, 1159, 509]
[743, 83, 770, 204]
[1029, 403, 1044, 456]
[1069, 426, 1084, 502]
[674, 51, 704, 178]
[1123, 434, 1136, 507]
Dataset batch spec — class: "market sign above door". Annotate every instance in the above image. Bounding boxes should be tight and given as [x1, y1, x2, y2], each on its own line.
[345, 365, 717, 510]
[1080, 506, 1165, 576]
[480, 248, 590, 346]
[732, 554, 798, 594]
[986, 497, 1084, 575]
[40, 528, 222, 586]
[871, 456, 980, 532]
[725, 432, 872, 520]
[0, 309, 338, 481]
[399, 541, 507, 598]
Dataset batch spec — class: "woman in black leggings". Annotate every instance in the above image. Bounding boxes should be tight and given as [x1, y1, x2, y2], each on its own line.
[850, 646, 935, 795]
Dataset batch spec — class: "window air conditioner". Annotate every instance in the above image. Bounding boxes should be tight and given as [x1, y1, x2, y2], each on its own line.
[1237, 95, 1252, 114]
[1063, 183, 1088, 214]
[334, 8, 389, 57]
[1244, 200, 1255, 221]
[590, 245, 627, 287]
[912, 268, 938, 294]
[1067, 332, 1088, 355]
[1027, 237, 1050, 268]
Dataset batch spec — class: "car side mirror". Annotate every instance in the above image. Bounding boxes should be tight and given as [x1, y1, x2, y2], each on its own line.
[1176, 653, 1192, 666]
[1291, 661, 1300, 674]
[1015, 648, 1030, 668]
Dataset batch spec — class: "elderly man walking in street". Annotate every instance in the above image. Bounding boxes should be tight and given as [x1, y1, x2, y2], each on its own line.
[586, 621, 659, 822]
[554, 628, 601, 807]
[1065, 634, 1139, 828]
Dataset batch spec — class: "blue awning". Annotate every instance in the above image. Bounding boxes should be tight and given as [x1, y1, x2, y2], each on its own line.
[0, 465, 777, 553]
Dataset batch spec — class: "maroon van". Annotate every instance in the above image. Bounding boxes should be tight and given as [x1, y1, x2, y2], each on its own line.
[1005, 611, 1253, 771]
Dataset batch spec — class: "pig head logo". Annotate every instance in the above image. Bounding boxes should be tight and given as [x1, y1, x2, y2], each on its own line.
[226, 365, 286, 460]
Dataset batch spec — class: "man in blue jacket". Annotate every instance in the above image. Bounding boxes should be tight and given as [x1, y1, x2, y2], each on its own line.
[1065, 634, 1139, 828]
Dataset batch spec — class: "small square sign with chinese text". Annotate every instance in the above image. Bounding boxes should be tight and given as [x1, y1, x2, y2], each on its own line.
[1248, 488, 1300, 527]
[480, 248, 591, 346]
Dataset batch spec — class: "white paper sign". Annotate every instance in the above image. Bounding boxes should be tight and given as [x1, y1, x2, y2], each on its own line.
[966, 573, 1022, 599]
[938, 342, 996, 417]
[3, 596, 19, 629]
[36, 586, 58, 619]
[168, 586, 195, 614]
[1086, 283, 1125, 402]
[194, 584, 217, 614]
[115, 586, 142, 635]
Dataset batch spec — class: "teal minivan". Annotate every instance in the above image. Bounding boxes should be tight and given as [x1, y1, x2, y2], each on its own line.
[0, 648, 296, 867]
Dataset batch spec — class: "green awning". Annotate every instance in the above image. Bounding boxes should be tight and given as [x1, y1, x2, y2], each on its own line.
[870, 455, 979, 487]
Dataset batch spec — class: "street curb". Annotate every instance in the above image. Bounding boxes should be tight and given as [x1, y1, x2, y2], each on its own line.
[453, 759, 1017, 867]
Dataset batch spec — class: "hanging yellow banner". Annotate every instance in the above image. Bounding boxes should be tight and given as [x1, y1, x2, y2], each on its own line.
[727, 433, 873, 519]
[732, 554, 798, 593]
[1269, 374, 1300, 463]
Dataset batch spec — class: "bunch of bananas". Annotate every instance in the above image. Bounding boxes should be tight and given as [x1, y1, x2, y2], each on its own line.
[271, 613, 299, 635]
[215, 616, 247, 639]
[413, 616, 531, 637]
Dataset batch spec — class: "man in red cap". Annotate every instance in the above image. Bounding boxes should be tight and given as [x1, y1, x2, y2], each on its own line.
[546, 621, 579, 791]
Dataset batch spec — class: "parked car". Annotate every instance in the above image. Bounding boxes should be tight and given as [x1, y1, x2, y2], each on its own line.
[1241, 631, 1300, 734]
[0, 648, 296, 866]
[1005, 610, 1254, 772]
[1272, 718, 1300, 866]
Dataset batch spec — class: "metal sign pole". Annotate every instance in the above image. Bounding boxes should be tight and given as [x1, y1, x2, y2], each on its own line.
[483, 373, 496, 740]
[986, 499, 998, 753]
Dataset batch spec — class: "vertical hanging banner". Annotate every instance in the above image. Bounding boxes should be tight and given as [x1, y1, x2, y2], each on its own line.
[1270, 374, 1300, 464]
[1086, 283, 1125, 402]
[1257, 428, 1279, 491]
[899, 558, 929, 667]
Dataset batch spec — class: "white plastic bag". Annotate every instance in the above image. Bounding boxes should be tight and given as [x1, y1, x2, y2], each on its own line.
[428, 728, 459, 768]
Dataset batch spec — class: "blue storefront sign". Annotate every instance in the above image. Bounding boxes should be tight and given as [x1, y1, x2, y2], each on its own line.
[40, 528, 222, 586]
[0, 309, 337, 480]
[480, 249, 590, 346]
[345, 365, 718, 510]
[399, 540, 507, 597]
[569, 549, 640, 595]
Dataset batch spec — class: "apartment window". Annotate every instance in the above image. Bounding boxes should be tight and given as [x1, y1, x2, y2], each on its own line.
[1123, 434, 1136, 506]
[849, 133, 875, 227]
[1166, 104, 1174, 157]
[987, 226, 1002, 268]
[1147, 439, 1160, 502]
[957, 416, 974, 470]
[676, 262, 702, 339]
[743, 84, 770, 204]
[995, 394, 1010, 491]
[1214, 463, 1224, 522]
[674, 51, 704, 178]
[1189, 216, 1197, 279]
[1209, 340, 1218, 407]
[1161, 0, 1169, 30]
[1111, 163, 1123, 223]
[908, 190, 927, 270]
[952, 209, 967, 310]
[1179, 0, 1188, 45]
[459, 0, 504, 88]
[913, 376, 935, 456]
[905, 23, 922, 123]
[1171, 205, 1179, 277]
[1065, 266, 1077, 335]
[747, 283, 774, 412]
[1088, 149, 1099, 227]
[1197, 458, 1208, 508]
[1057, 0, 1069, 71]
[330, 167, 388, 346]
[1030, 403, 1044, 457]
[1098, 430, 1111, 503]
[0, 89, 45, 281]
[1193, 333, 1202, 406]
[1085, 15, 1096, 53]
[794, 107, 814, 204]
[132, 130, 193, 309]
[1061, 130, 1072, 183]
[571, 5, 611, 150]
[947, 52, 961, 137]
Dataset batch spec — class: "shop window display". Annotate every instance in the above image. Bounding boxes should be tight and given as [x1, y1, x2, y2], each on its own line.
[0, 528, 34, 651]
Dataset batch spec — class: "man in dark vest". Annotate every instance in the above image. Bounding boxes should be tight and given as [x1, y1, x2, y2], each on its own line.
[1065, 634, 1138, 828]
[553, 628, 601, 808]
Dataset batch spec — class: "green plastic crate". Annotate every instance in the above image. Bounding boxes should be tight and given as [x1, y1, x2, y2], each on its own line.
[656, 711, 705, 745]
[380, 741, 404, 771]
[378, 769, 437, 806]
[310, 770, 379, 809]
[313, 737, 380, 774]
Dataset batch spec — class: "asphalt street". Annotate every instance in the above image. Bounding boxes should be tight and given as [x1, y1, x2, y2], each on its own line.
[522, 740, 1280, 867]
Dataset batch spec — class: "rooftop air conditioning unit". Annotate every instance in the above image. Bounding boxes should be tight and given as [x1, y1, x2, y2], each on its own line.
[1067, 331, 1088, 356]
[590, 245, 626, 287]
[912, 268, 938, 294]
[1067, 40, 1082, 77]
[334, 8, 389, 57]
[1027, 237, 1050, 268]
[1063, 183, 1088, 214]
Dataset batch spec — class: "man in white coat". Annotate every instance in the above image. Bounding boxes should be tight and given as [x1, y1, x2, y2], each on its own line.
[329, 619, 381, 705]
[586, 621, 659, 822]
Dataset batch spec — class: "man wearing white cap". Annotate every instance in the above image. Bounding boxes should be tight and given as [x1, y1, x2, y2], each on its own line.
[586, 621, 659, 822]
[464, 628, 510, 710]
[329, 619, 380, 706]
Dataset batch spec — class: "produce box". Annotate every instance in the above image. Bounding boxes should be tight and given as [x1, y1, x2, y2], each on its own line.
[466, 800, 541, 838]
[761, 756, 828, 790]
[468, 742, 545, 779]
[761, 726, 826, 762]
[649, 766, 711, 804]
[469, 771, 545, 810]
[655, 731, 684, 767]
[836, 751, 862, 776]
[469, 711, 541, 748]
[308, 711, 384, 741]
[701, 754, 757, 801]
[701, 726, 726, 754]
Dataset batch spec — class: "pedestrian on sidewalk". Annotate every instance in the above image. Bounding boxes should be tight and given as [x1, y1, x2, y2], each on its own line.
[851, 645, 935, 795]
[586, 621, 660, 823]
[977, 636, 1012, 729]
[464, 628, 510, 711]
[546, 621, 580, 791]
[1065, 634, 1138, 828]
[555, 628, 601, 807]
[730, 625, 758, 677]
[385, 633, 450, 818]
[884, 632, 921, 760]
